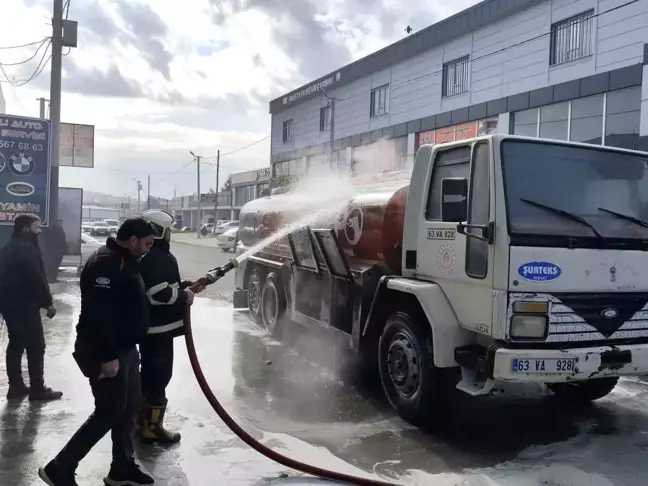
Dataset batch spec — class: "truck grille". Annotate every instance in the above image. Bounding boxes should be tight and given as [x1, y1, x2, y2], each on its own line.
[508, 292, 648, 342]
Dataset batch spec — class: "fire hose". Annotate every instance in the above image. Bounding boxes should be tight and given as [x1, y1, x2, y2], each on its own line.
[184, 259, 400, 486]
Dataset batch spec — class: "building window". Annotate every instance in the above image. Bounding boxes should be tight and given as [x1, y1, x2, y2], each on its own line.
[570, 94, 603, 145]
[605, 86, 641, 149]
[282, 119, 293, 143]
[320, 105, 331, 131]
[512, 108, 538, 137]
[539, 102, 568, 141]
[442, 55, 469, 97]
[550, 10, 594, 66]
[370, 85, 388, 117]
[511, 86, 641, 150]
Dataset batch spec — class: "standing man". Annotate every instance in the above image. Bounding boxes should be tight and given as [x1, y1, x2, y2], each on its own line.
[0, 214, 62, 401]
[39, 218, 156, 486]
[137, 209, 198, 444]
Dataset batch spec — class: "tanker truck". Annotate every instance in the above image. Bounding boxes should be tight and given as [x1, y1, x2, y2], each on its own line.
[233, 133, 648, 424]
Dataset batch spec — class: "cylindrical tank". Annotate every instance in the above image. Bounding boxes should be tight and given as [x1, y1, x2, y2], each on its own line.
[238, 177, 410, 274]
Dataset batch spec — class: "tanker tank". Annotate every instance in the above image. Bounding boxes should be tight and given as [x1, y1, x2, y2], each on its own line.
[238, 173, 410, 274]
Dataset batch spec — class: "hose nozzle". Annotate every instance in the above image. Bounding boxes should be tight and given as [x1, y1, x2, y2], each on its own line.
[200, 258, 239, 286]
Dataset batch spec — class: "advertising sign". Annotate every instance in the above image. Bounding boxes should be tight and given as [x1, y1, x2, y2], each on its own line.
[417, 117, 499, 148]
[0, 114, 51, 226]
[59, 187, 83, 255]
[60, 122, 94, 168]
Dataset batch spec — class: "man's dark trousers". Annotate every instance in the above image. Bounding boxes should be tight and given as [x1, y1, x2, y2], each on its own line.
[3, 304, 46, 390]
[53, 347, 141, 472]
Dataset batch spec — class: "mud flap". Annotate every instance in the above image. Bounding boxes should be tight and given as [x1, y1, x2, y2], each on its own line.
[233, 289, 248, 309]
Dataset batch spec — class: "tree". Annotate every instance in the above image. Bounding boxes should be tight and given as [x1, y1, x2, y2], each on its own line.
[221, 177, 232, 192]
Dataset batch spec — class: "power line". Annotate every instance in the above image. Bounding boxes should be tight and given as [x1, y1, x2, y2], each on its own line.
[153, 159, 196, 182]
[0, 38, 49, 67]
[0, 41, 52, 87]
[0, 38, 50, 50]
[317, 0, 642, 107]
[203, 135, 270, 160]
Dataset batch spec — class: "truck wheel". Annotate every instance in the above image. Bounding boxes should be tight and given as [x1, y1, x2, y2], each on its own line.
[260, 272, 286, 338]
[247, 269, 263, 323]
[548, 377, 619, 402]
[378, 311, 440, 425]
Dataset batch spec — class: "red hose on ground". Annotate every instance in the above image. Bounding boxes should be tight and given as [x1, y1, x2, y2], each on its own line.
[183, 307, 401, 486]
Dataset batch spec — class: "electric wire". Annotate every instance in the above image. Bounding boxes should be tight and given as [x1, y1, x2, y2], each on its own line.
[0, 40, 52, 87]
[203, 135, 271, 160]
[292, 0, 643, 107]
[0, 38, 50, 67]
[0, 38, 50, 50]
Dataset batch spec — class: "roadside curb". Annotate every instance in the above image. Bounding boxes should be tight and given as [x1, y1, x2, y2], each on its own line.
[173, 234, 221, 248]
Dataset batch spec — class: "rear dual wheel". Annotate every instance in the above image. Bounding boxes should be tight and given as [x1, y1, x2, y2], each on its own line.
[260, 272, 286, 338]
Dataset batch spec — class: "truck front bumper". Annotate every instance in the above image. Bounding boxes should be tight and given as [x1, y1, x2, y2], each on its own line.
[491, 343, 648, 383]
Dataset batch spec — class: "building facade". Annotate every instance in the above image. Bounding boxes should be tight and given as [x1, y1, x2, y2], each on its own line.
[174, 167, 271, 229]
[269, 0, 648, 188]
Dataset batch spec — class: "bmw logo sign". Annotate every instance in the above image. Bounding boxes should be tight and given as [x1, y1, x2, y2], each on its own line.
[0, 152, 6, 173]
[601, 308, 619, 319]
[8, 152, 35, 177]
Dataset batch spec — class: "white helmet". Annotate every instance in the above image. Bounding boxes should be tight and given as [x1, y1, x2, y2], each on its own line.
[140, 209, 174, 241]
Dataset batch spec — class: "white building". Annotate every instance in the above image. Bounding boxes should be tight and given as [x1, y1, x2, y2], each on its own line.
[269, 0, 648, 187]
[175, 167, 271, 229]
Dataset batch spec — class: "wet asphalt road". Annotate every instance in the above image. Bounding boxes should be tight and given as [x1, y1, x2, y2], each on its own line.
[2, 239, 648, 485]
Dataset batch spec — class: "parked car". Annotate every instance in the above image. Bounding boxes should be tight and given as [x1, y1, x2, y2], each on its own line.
[213, 221, 239, 236]
[103, 219, 120, 233]
[90, 221, 112, 236]
[216, 227, 239, 252]
[82, 222, 92, 233]
[61, 233, 104, 275]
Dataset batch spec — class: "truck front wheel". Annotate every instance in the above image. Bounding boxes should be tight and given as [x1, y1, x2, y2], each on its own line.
[378, 311, 441, 425]
[547, 377, 619, 402]
[260, 272, 286, 338]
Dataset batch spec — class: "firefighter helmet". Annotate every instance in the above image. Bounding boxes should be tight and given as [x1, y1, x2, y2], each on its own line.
[140, 209, 174, 241]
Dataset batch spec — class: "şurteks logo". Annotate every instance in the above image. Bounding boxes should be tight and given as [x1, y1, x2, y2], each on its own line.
[518, 261, 562, 282]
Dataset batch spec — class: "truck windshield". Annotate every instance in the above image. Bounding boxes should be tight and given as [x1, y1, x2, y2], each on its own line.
[501, 139, 648, 240]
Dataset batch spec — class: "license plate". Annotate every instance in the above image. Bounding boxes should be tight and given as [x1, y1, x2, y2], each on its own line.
[511, 358, 576, 373]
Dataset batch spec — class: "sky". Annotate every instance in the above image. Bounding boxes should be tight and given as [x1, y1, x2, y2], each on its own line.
[0, 0, 478, 199]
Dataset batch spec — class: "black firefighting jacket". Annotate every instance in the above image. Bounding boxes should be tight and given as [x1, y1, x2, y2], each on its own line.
[138, 238, 190, 338]
[76, 237, 150, 363]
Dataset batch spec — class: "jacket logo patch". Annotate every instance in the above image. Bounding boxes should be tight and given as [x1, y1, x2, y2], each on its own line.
[96, 277, 111, 286]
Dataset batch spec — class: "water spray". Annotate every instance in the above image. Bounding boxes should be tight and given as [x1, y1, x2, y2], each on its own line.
[182, 258, 400, 486]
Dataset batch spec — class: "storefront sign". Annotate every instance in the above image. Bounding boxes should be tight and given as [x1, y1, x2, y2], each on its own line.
[256, 167, 271, 180]
[282, 72, 342, 106]
[0, 114, 51, 225]
[417, 117, 499, 148]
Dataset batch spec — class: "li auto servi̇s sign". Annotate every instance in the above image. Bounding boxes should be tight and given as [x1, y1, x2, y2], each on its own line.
[0, 115, 52, 226]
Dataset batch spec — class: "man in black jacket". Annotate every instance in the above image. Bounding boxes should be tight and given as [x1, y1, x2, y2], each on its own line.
[39, 218, 156, 486]
[138, 209, 199, 444]
[0, 214, 62, 401]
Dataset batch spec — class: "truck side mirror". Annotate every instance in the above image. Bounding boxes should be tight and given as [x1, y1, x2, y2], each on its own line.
[441, 177, 468, 223]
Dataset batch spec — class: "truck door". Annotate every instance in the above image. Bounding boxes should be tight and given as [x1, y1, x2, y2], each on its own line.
[416, 141, 494, 335]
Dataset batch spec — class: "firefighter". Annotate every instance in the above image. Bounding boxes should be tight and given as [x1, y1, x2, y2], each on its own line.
[39, 218, 156, 486]
[0, 214, 62, 401]
[138, 209, 200, 444]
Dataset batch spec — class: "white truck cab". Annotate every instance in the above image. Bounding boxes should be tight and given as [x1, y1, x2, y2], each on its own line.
[234, 134, 648, 424]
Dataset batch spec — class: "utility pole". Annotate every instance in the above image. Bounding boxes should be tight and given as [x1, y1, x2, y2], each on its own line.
[329, 97, 335, 165]
[147, 175, 151, 210]
[190, 152, 201, 238]
[37, 97, 49, 119]
[134, 179, 142, 215]
[49, 0, 63, 224]
[214, 150, 220, 223]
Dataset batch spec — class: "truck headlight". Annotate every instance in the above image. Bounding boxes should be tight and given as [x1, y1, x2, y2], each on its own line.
[510, 314, 547, 339]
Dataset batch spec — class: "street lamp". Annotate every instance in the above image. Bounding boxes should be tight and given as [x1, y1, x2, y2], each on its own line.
[190, 151, 201, 238]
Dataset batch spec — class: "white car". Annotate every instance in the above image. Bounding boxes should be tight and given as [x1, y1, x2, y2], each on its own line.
[216, 227, 239, 252]
[103, 219, 120, 233]
[214, 221, 239, 236]
[89, 221, 112, 237]
[61, 233, 104, 274]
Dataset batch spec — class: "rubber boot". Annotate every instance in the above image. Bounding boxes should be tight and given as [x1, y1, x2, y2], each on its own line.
[140, 404, 181, 445]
